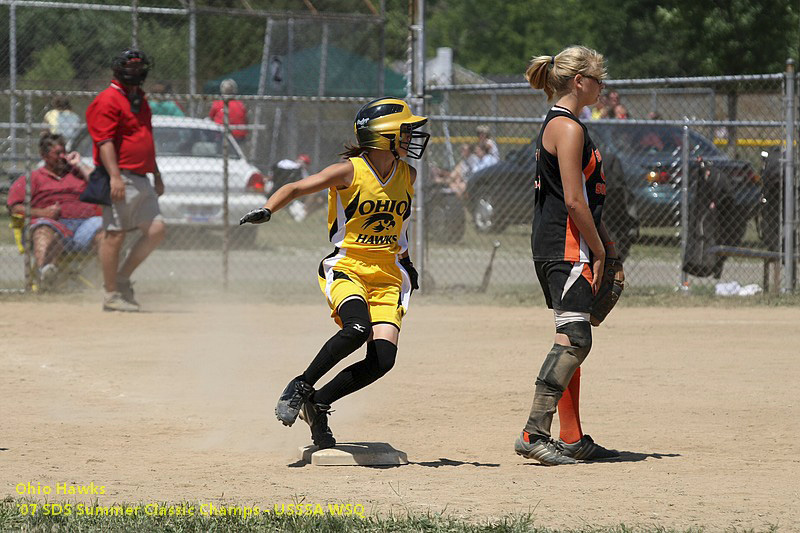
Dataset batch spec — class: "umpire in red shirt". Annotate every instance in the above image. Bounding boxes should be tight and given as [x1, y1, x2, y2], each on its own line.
[86, 49, 165, 312]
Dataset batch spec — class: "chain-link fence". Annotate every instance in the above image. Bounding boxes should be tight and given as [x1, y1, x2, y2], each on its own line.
[0, 90, 380, 293]
[0, 1, 402, 295]
[2, 80, 798, 296]
[1, 1, 798, 298]
[423, 71, 799, 295]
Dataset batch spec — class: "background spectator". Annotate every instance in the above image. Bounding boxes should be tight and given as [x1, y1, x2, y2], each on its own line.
[43, 96, 80, 143]
[613, 104, 629, 119]
[6, 133, 102, 290]
[608, 90, 621, 110]
[591, 94, 610, 119]
[476, 124, 500, 159]
[148, 82, 185, 116]
[209, 78, 249, 146]
[444, 143, 478, 198]
[472, 143, 500, 173]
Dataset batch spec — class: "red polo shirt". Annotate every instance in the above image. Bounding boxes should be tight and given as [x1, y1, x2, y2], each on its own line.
[209, 99, 248, 140]
[86, 81, 155, 174]
[7, 167, 98, 220]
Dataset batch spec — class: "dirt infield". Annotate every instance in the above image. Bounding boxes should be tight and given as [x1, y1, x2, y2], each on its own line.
[1, 297, 798, 531]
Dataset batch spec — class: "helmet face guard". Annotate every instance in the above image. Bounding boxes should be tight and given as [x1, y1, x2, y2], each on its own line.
[112, 49, 150, 86]
[398, 122, 430, 159]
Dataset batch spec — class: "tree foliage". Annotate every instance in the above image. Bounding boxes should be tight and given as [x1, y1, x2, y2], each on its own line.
[0, 0, 798, 88]
[423, 0, 799, 78]
[22, 44, 76, 82]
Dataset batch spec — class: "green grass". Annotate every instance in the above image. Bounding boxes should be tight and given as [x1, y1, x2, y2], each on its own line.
[1, 499, 774, 533]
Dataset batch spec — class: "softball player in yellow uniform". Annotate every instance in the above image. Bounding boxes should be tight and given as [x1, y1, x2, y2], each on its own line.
[240, 98, 429, 449]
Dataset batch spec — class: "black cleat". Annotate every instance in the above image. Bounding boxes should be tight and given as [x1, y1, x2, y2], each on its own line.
[558, 434, 619, 460]
[299, 400, 336, 449]
[275, 377, 314, 427]
[514, 431, 577, 466]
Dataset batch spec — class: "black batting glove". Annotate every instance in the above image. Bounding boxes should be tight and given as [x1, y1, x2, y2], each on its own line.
[399, 256, 419, 293]
[239, 207, 272, 225]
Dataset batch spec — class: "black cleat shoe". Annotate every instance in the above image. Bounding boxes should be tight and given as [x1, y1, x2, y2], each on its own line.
[299, 400, 336, 449]
[558, 434, 619, 460]
[275, 377, 314, 427]
[514, 431, 577, 466]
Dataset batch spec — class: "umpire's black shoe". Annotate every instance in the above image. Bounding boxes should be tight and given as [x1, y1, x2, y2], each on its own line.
[299, 400, 336, 450]
[275, 377, 314, 427]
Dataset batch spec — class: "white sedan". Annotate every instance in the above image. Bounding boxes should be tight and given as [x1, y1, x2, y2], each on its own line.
[70, 116, 268, 246]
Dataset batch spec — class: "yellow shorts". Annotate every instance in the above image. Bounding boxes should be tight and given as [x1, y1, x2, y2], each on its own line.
[317, 249, 412, 330]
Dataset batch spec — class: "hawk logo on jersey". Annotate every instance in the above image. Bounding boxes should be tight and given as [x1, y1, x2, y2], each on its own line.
[362, 213, 396, 233]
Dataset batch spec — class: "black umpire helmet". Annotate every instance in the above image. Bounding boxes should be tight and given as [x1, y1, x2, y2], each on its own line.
[112, 49, 151, 86]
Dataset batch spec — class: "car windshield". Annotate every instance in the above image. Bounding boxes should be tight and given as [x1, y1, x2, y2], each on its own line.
[72, 126, 241, 160]
[595, 124, 721, 158]
[154, 127, 241, 159]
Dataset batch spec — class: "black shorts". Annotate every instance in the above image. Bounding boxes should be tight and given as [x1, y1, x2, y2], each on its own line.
[535, 260, 594, 313]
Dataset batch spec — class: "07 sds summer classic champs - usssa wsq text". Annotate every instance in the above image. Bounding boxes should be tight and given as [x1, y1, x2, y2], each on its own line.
[15, 482, 366, 518]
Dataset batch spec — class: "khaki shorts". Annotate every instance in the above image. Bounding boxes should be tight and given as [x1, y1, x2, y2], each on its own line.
[102, 170, 162, 232]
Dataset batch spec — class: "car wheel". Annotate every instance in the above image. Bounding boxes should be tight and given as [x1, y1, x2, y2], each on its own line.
[472, 193, 508, 234]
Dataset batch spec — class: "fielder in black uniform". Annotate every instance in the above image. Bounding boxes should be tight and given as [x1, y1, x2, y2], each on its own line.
[515, 45, 624, 465]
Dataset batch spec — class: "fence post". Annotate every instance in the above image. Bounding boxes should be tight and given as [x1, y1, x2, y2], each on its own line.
[252, 17, 273, 162]
[131, 0, 139, 48]
[23, 92, 33, 291]
[442, 90, 455, 168]
[222, 98, 230, 290]
[313, 23, 329, 168]
[783, 59, 796, 293]
[679, 119, 690, 292]
[9, 0, 17, 175]
[188, 0, 197, 117]
[409, 0, 426, 290]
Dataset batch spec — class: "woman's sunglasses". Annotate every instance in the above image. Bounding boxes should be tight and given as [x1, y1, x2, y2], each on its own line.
[582, 74, 605, 88]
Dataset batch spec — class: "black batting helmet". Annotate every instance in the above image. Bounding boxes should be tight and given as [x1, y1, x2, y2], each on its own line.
[112, 49, 151, 86]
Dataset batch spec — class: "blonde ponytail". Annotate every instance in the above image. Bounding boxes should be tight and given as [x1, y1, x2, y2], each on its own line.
[525, 46, 606, 101]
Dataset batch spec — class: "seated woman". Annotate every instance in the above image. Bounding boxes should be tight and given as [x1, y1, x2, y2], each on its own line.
[6, 133, 103, 290]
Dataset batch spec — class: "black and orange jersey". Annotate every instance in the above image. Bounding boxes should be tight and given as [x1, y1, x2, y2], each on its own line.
[531, 105, 606, 262]
[326, 155, 414, 258]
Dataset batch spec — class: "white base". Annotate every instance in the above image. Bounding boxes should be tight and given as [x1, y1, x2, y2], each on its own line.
[299, 442, 409, 466]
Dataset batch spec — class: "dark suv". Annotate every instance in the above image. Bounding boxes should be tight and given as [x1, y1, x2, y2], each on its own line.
[465, 123, 763, 261]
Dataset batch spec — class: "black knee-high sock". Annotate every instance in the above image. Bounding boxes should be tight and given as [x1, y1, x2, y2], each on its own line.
[314, 339, 397, 405]
[302, 299, 371, 385]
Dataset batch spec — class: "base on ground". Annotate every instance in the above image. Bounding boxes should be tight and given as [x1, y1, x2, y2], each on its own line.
[299, 442, 409, 466]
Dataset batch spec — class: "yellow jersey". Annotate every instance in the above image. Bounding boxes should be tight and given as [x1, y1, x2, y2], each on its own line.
[326, 155, 414, 258]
